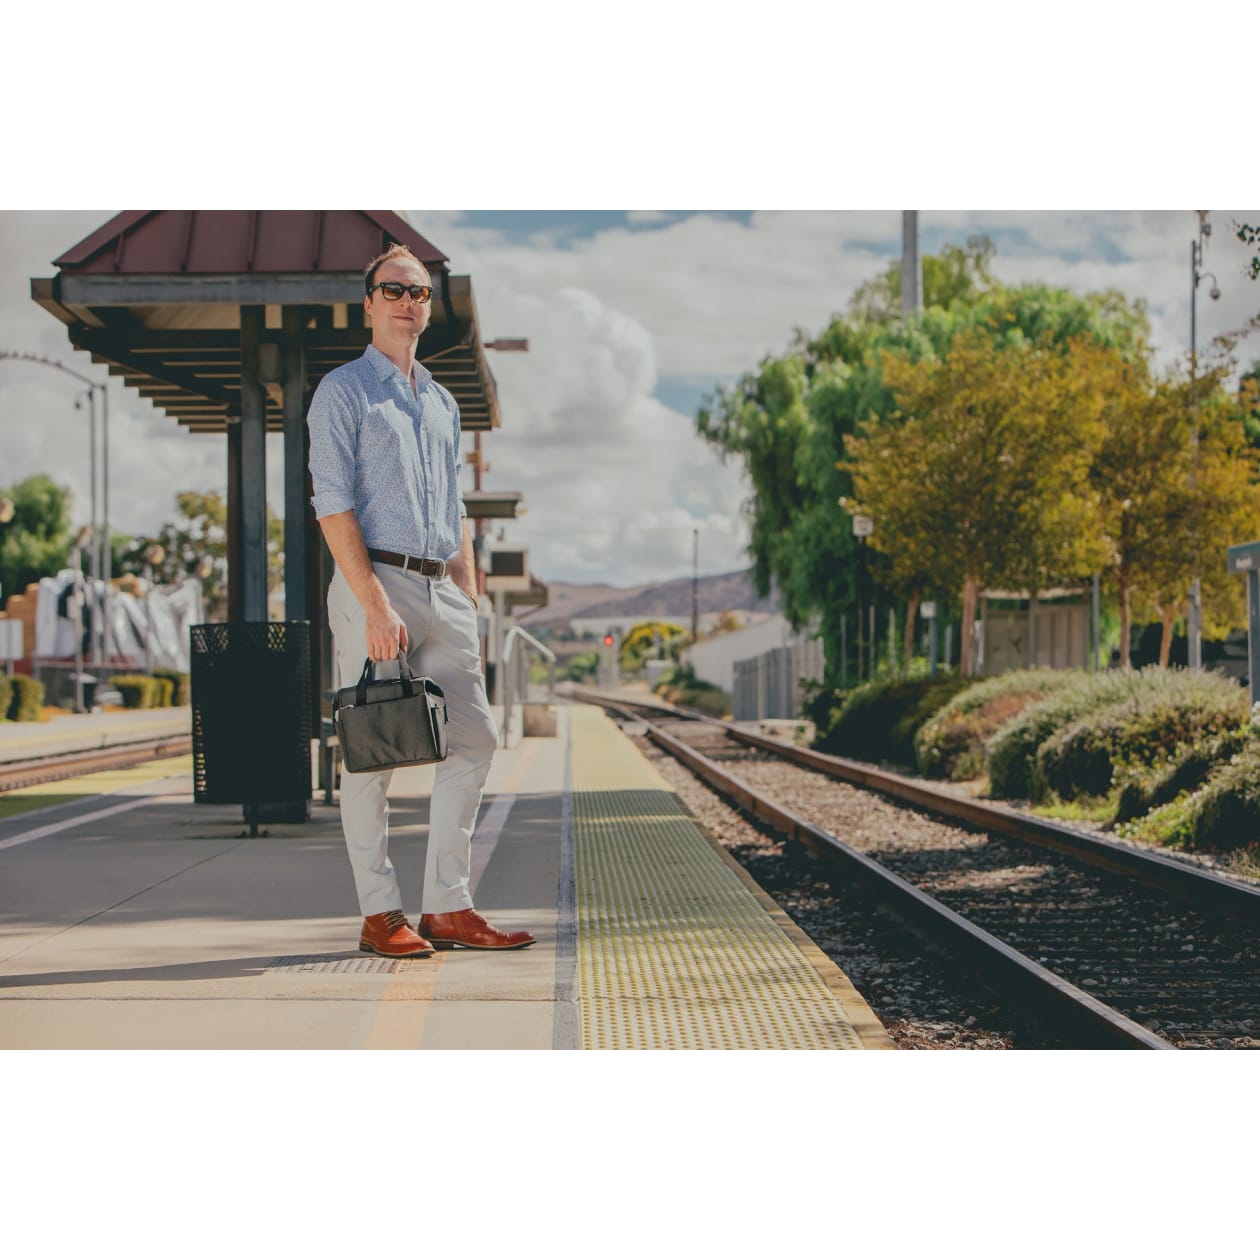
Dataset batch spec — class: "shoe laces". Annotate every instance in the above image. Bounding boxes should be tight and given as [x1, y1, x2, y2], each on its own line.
[382, 909, 410, 932]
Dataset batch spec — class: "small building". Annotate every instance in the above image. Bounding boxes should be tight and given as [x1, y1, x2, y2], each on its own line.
[979, 588, 1091, 674]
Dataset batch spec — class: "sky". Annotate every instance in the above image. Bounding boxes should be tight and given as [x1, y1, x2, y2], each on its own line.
[2, 208, 1258, 591]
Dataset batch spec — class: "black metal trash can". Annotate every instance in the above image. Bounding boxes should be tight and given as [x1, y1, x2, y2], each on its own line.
[190, 622, 312, 828]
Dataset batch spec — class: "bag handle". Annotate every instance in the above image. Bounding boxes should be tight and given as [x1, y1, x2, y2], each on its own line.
[355, 650, 416, 707]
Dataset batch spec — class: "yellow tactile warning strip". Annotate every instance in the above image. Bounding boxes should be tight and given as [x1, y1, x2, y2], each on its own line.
[570, 706, 875, 1050]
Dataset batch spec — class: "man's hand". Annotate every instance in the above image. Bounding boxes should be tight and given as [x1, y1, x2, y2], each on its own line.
[365, 603, 407, 661]
[446, 518, 479, 611]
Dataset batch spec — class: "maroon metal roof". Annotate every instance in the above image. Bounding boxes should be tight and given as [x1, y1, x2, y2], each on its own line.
[53, 210, 449, 274]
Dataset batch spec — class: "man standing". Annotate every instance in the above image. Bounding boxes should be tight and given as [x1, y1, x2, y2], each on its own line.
[307, 242, 535, 958]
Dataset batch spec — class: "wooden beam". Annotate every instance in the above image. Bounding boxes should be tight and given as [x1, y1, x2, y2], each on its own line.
[58, 272, 365, 307]
[72, 325, 238, 407]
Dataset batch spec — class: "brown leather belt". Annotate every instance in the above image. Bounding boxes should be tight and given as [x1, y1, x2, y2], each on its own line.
[367, 548, 448, 577]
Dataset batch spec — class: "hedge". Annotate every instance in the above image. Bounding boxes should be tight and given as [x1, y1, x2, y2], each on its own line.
[1114, 725, 1256, 823]
[655, 665, 730, 718]
[914, 668, 1075, 780]
[108, 674, 161, 709]
[1036, 683, 1248, 804]
[152, 669, 189, 706]
[0, 673, 10, 722]
[988, 667, 1248, 802]
[7, 673, 45, 722]
[815, 670, 968, 767]
[1119, 737, 1260, 852]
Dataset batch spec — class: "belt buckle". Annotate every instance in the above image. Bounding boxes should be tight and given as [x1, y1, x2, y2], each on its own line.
[434, 558, 447, 579]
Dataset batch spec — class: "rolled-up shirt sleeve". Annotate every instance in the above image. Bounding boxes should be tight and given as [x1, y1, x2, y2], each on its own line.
[307, 375, 358, 519]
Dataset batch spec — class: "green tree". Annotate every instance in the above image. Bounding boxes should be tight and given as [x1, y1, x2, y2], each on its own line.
[1238, 361, 1260, 448]
[696, 240, 1151, 686]
[1235, 221, 1260, 282]
[848, 235, 997, 322]
[849, 333, 1114, 676]
[1136, 379, 1260, 664]
[0, 474, 73, 604]
[620, 620, 687, 671]
[1090, 355, 1260, 665]
[118, 491, 285, 620]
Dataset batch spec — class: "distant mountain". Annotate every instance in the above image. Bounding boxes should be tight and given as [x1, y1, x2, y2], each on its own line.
[519, 569, 781, 627]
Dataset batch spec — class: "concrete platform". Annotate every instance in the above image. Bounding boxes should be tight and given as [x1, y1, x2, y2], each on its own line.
[0, 704, 891, 1050]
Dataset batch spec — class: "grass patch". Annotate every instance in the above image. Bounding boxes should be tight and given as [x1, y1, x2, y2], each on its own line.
[1027, 794, 1117, 826]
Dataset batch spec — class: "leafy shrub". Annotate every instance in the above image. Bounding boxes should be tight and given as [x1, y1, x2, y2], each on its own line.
[988, 667, 1247, 802]
[1114, 725, 1256, 823]
[0, 673, 11, 722]
[153, 669, 189, 706]
[655, 662, 730, 718]
[564, 652, 600, 683]
[1120, 738, 1260, 853]
[670, 685, 730, 718]
[7, 673, 43, 722]
[914, 668, 1075, 780]
[109, 674, 160, 709]
[1037, 683, 1249, 803]
[153, 677, 175, 707]
[619, 621, 687, 673]
[816, 669, 968, 767]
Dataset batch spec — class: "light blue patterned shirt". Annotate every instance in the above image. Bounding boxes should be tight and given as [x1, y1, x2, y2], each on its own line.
[307, 344, 466, 560]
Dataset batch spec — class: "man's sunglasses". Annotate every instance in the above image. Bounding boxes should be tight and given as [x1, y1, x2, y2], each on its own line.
[368, 282, 433, 303]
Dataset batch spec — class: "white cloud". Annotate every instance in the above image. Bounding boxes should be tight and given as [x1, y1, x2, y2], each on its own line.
[2, 209, 1258, 591]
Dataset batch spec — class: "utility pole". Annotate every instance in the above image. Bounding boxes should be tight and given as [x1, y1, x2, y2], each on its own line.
[691, 528, 699, 642]
[901, 211, 922, 314]
[1189, 211, 1220, 671]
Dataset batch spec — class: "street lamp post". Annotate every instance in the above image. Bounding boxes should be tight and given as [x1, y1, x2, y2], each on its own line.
[852, 514, 873, 682]
[1188, 211, 1221, 672]
[0, 351, 114, 669]
[70, 524, 92, 713]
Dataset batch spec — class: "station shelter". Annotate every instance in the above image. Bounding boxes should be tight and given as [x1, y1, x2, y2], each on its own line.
[977, 587, 1091, 674]
[30, 210, 539, 792]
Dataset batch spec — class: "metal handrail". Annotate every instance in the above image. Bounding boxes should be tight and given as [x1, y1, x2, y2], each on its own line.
[501, 625, 556, 747]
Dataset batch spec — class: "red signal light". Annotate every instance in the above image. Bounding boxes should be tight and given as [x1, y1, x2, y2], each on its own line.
[603, 634, 615, 647]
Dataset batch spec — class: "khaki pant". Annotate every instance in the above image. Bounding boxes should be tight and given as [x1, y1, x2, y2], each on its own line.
[327, 563, 498, 916]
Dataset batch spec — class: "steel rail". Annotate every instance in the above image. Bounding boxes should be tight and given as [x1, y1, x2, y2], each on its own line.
[574, 687, 1260, 924]
[0, 737, 192, 793]
[577, 689, 1173, 1049]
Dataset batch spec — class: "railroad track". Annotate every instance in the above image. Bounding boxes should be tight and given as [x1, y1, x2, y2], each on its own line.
[572, 687, 1260, 1050]
[0, 736, 193, 793]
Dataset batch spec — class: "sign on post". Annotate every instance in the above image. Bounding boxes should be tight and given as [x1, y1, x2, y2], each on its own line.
[1226, 541, 1260, 706]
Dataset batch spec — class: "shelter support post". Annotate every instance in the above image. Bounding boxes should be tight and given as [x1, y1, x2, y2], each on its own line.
[227, 421, 242, 620]
[282, 307, 307, 623]
[238, 305, 269, 622]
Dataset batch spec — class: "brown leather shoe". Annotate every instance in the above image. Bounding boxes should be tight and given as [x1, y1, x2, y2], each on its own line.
[359, 909, 435, 958]
[419, 909, 536, 951]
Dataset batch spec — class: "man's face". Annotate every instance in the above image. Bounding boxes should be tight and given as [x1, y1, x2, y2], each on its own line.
[365, 255, 433, 340]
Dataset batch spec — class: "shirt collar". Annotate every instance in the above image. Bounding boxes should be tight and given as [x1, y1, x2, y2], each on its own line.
[365, 343, 433, 389]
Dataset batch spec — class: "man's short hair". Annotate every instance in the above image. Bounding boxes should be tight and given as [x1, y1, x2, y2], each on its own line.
[364, 243, 429, 294]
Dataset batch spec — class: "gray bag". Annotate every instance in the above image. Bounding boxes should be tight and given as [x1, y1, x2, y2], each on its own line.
[332, 654, 448, 773]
